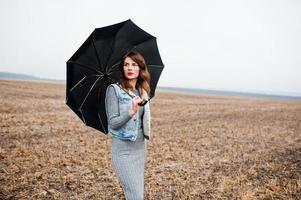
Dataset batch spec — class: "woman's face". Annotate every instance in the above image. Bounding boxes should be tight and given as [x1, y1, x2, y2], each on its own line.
[123, 57, 140, 80]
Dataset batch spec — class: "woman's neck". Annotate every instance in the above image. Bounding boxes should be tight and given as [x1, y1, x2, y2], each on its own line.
[128, 79, 137, 90]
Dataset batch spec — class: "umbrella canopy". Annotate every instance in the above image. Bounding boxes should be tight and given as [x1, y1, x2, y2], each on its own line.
[66, 19, 164, 134]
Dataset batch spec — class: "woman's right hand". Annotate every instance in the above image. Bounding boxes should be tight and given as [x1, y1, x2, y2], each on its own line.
[128, 96, 143, 117]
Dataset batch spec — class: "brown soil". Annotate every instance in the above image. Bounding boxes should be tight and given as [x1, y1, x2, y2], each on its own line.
[0, 79, 300, 200]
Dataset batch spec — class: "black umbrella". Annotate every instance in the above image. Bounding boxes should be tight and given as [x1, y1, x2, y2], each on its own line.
[66, 19, 164, 134]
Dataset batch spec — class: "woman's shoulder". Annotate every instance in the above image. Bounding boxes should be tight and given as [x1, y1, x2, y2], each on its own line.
[106, 83, 116, 93]
[107, 83, 119, 89]
[107, 83, 122, 95]
[108, 83, 117, 87]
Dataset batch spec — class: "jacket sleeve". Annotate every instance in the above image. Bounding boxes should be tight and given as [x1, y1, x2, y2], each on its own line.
[105, 85, 132, 130]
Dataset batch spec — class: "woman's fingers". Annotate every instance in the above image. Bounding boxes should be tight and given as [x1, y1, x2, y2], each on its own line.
[133, 96, 143, 104]
[129, 96, 143, 116]
[132, 97, 141, 107]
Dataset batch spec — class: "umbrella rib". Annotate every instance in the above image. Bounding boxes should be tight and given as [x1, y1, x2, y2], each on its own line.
[97, 112, 106, 134]
[79, 75, 103, 109]
[132, 37, 156, 50]
[69, 74, 104, 93]
[107, 61, 121, 75]
[146, 64, 164, 68]
[92, 37, 102, 69]
[79, 108, 87, 125]
[107, 76, 118, 84]
[68, 61, 103, 74]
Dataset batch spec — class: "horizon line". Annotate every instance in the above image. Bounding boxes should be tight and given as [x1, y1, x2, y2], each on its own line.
[1, 71, 301, 99]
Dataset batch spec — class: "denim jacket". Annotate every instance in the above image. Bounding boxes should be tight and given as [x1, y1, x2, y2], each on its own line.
[105, 83, 151, 141]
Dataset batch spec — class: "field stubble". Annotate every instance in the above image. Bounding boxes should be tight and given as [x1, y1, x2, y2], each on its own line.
[0, 80, 300, 199]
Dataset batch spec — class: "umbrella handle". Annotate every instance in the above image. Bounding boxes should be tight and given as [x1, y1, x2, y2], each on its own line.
[138, 99, 148, 106]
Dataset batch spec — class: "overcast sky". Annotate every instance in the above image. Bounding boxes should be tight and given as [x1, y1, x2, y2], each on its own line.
[1, 0, 300, 96]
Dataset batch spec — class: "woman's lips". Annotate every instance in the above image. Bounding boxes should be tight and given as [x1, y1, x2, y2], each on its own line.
[127, 72, 134, 75]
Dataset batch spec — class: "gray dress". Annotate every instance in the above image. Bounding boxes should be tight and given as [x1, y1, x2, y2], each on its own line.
[106, 87, 147, 200]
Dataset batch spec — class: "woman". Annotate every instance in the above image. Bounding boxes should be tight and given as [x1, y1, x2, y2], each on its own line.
[105, 50, 151, 199]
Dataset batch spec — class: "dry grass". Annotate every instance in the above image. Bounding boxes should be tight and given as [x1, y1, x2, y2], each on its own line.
[0, 79, 300, 200]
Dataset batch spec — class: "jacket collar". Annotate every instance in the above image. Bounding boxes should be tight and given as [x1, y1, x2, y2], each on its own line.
[116, 83, 149, 99]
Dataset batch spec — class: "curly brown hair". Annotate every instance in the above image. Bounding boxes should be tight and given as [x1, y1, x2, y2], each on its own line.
[118, 50, 150, 96]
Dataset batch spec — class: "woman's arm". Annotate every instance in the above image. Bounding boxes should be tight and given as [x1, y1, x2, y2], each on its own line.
[105, 86, 132, 130]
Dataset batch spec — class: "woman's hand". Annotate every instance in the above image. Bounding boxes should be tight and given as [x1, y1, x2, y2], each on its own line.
[128, 96, 143, 117]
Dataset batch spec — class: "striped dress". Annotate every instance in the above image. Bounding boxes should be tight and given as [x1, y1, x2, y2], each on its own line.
[106, 86, 147, 200]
